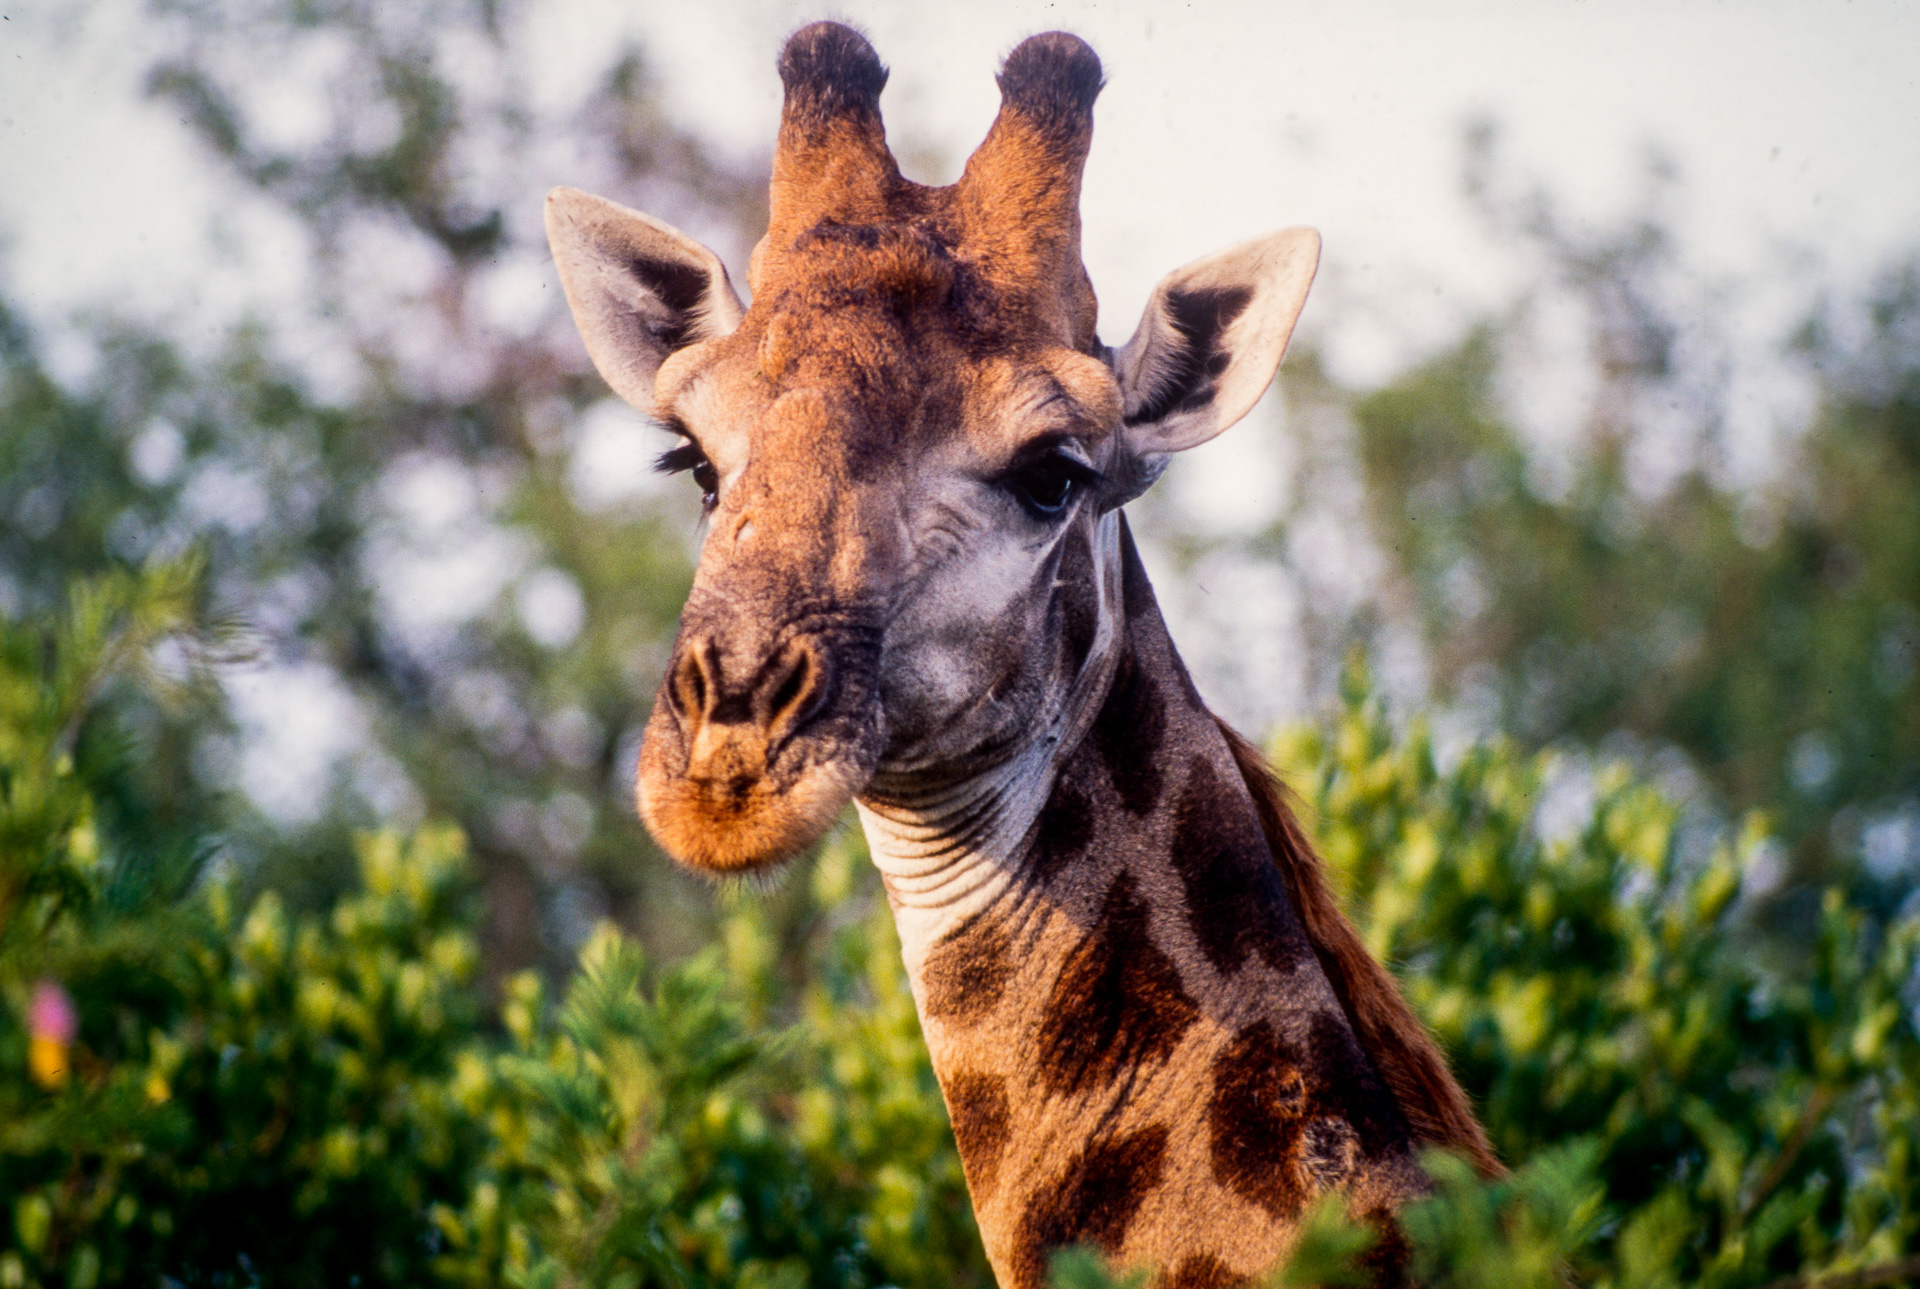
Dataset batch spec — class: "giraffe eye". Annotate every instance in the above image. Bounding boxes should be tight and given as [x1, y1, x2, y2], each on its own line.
[1003, 450, 1099, 521]
[657, 441, 721, 512]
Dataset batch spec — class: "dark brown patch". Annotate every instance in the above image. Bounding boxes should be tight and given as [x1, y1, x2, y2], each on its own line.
[944, 1069, 1012, 1201]
[1123, 285, 1255, 426]
[1168, 759, 1311, 977]
[1092, 643, 1166, 816]
[1163, 637, 1210, 715]
[1036, 873, 1199, 1094]
[1300, 1117, 1361, 1188]
[1163, 1253, 1244, 1289]
[996, 32, 1104, 139]
[1012, 1125, 1169, 1289]
[1118, 519, 1157, 624]
[1028, 765, 1096, 885]
[626, 254, 710, 350]
[1206, 1019, 1312, 1221]
[1359, 1209, 1414, 1288]
[1207, 1014, 1407, 1222]
[922, 909, 1014, 1026]
[1213, 718, 1502, 1177]
[1303, 1009, 1400, 1156]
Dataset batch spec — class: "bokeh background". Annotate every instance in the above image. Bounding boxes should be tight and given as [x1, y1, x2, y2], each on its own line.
[3, 2, 1919, 1285]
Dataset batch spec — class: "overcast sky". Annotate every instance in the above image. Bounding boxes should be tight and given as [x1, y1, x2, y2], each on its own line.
[5, 0, 1917, 387]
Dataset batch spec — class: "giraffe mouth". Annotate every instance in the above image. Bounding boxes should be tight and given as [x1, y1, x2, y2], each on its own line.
[636, 740, 874, 873]
[636, 619, 885, 873]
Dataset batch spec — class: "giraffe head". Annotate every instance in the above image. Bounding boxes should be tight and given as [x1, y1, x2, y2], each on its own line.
[547, 23, 1318, 871]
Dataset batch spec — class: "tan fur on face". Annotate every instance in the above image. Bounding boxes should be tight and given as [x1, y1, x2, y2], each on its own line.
[1041, 348, 1124, 431]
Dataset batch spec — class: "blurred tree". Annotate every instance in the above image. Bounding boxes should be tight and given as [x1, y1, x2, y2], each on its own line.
[1243, 126, 1920, 903]
[1, 0, 772, 976]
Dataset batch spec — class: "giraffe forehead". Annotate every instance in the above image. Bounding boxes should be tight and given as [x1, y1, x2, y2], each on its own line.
[673, 324, 1118, 473]
[751, 215, 1115, 429]
[657, 216, 1120, 475]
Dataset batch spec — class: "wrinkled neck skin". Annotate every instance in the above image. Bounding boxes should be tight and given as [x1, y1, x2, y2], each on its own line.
[857, 508, 1128, 922]
[856, 516, 1422, 1289]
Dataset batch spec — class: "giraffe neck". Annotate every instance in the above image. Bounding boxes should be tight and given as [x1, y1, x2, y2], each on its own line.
[857, 518, 1424, 1289]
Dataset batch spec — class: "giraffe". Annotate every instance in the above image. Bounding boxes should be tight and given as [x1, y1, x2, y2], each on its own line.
[544, 23, 1497, 1286]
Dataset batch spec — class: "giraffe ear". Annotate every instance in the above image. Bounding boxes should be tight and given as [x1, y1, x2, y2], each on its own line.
[545, 187, 746, 416]
[1113, 227, 1320, 463]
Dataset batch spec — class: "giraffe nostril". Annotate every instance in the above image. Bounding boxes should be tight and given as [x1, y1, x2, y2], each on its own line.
[669, 637, 717, 723]
[759, 637, 833, 737]
[670, 632, 834, 747]
[768, 652, 809, 722]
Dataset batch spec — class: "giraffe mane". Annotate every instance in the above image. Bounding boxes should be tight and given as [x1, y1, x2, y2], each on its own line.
[1213, 716, 1505, 1178]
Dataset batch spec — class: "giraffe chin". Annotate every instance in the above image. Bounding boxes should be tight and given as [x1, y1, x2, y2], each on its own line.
[636, 740, 869, 874]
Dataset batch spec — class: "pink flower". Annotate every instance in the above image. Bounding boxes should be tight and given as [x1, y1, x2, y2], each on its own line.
[28, 980, 77, 1045]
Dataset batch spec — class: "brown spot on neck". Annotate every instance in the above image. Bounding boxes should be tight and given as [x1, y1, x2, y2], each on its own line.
[1204, 1011, 1410, 1224]
[1168, 758, 1312, 976]
[1035, 871, 1199, 1094]
[1091, 644, 1166, 816]
[944, 1069, 1013, 1201]
[1205, 1020, 1315, 1221]
[1026, 764, 1096, 886]
[1051, 525, 1102, 680]
[922, 907, 1016, 1026]
[1163, 1253, 1245, 1289]
[1013, 1124, 1169, 1289]
[1213, 721, 1502, 1176]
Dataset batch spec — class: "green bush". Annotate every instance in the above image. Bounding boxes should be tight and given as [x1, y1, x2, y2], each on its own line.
[1, 561, 492, 1285]
[4, 572, 1916, 1287]
[427, 835, 981, 1289]
[1273, 666, 1920, 1287]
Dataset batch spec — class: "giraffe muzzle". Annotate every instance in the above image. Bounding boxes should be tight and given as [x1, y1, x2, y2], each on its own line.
[638, 623, 883, 872]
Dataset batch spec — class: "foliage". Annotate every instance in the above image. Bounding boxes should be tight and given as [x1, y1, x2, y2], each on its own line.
[6, 569, 1917, 1286]
[428, 835, 982, 1289]
[0, 554, 220, 943]
[1269, 667, 1920, 1286]
[1, 562, 488, 1286]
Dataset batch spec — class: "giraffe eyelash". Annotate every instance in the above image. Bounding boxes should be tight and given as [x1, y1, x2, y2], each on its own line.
[655, 441, 705, 476]
[653, 426, 723, 513]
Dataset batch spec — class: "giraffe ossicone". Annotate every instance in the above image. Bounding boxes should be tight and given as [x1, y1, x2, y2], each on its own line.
[546, 21, 1497, 1286]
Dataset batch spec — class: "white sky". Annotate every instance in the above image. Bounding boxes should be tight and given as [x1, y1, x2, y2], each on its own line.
[611, 0, 1920, 372]
[2, 0, 1917, 384]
